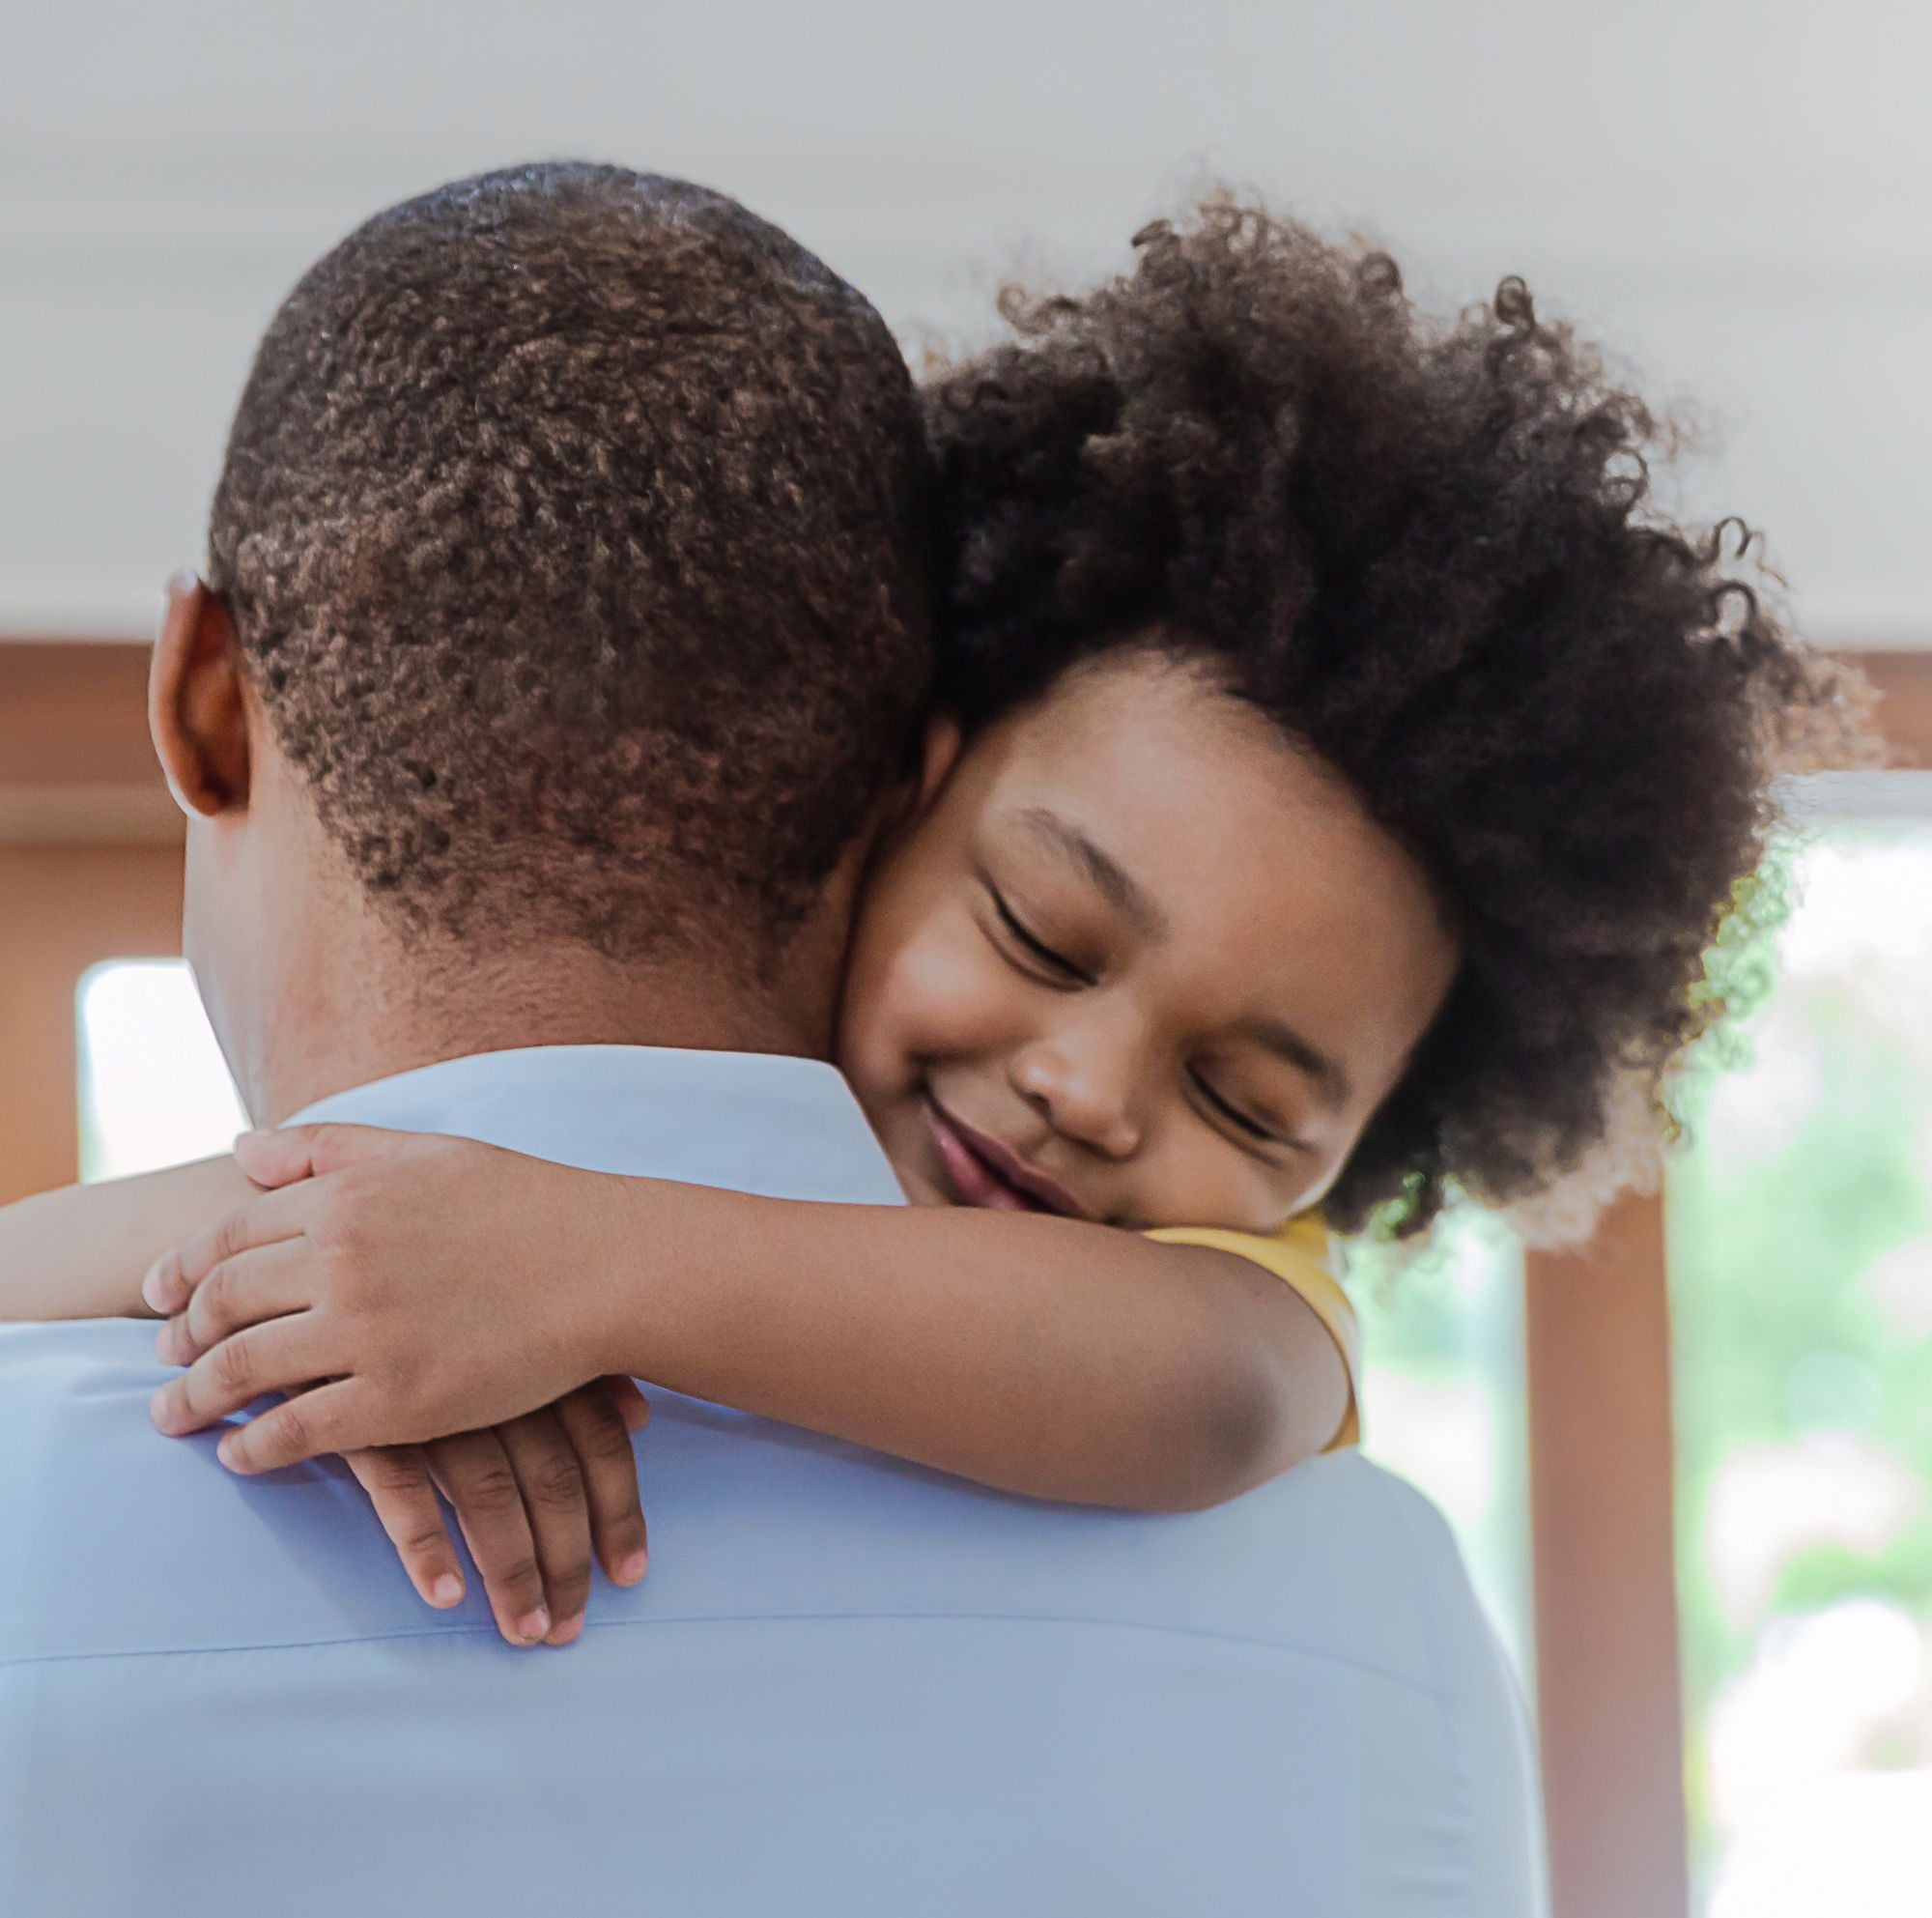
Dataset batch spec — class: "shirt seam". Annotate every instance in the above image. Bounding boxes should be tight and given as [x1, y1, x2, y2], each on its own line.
[0, 1607, 1454, 1703]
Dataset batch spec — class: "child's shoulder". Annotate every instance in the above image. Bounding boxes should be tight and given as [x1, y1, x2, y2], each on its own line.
[1144, 1214, 1334, 1281]
[1143, 1217, 1359, 1451]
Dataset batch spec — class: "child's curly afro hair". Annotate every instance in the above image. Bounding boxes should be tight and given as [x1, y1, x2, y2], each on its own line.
[922, 198, 1873, 1241]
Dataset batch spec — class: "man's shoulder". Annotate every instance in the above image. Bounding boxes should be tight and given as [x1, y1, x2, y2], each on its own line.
[631, 1401, 1496, 1698]
[1166, 1448, 1496, 1675]
[0, 1316, 174, 1441]
[0, 1326, 1495, 1706]
[0, 1319, 445, 1667]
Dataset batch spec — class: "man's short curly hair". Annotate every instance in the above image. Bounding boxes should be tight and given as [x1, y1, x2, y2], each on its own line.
[210, 162, 931, 966]
[923, 199, 1872, 1240]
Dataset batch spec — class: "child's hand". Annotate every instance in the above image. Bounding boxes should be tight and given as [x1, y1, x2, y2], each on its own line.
[344, 1378, 651, 1648]
[141, 1126, 635, 1472]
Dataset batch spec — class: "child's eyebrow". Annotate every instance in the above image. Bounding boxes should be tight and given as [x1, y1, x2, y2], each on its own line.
[1015, 808, 1168, 941]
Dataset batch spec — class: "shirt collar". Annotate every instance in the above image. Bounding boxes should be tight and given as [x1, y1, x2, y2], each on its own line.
[288, 1044, 906, 1207]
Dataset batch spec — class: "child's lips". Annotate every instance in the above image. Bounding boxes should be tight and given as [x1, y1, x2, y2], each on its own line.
[923, 1096, 1084, 1218]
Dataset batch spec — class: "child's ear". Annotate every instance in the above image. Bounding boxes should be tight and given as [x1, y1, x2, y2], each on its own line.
[875, 712, 965, 842]
[150, 572, 251, 818]
[913, 712, 964, 812]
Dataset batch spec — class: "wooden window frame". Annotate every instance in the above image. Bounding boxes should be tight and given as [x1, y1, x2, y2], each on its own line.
[0, 643, 184, 1207]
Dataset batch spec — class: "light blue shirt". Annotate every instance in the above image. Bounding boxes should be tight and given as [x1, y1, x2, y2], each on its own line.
[0, 1044, 1547, 1916]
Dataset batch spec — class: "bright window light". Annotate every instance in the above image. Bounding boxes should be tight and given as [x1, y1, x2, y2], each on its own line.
[76, 959, 248, 1183]
[1671, 816, 1932, 1917]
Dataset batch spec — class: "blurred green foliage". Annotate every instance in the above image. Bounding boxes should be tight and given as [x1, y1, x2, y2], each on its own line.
[1666, 831, 1932, 1893]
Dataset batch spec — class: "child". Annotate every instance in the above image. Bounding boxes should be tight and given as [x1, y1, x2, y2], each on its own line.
[2, 202, 1864, 1632]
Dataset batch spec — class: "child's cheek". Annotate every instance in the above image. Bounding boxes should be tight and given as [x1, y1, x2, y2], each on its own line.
[883, 911, 1030, 1075]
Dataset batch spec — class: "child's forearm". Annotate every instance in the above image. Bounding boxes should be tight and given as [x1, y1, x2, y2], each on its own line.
[0, 1156, 256, 1321]
[588, 1184, 1350, 1511]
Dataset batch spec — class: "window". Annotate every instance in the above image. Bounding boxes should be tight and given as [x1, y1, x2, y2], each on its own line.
[76, 959, 247, 1182]
[1669, 803, 1932, 1917]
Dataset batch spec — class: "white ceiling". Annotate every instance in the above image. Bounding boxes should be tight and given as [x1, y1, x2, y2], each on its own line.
[4, 0, 1929, 643]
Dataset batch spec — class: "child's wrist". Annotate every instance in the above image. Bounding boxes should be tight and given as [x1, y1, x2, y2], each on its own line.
[569, 1170, 699, 1382]
[585, 1176, 755, 1389]
[557, 1169, 638, 1381]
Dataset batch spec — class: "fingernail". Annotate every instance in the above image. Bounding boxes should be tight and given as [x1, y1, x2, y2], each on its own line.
[615, 1551, 649, 1586]
[515, 1608, 551, 1644]
[149, 1387, 178, 1433]
[546, 1616, 584, 1646]
[216, 1432, 240, 1468]
[429, 1574, 465, 1608]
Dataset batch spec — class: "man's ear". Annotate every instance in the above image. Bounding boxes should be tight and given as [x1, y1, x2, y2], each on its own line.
[150, 572, 251, 818]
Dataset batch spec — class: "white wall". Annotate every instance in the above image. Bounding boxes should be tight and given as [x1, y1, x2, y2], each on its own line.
[4, 0, 1928, 644]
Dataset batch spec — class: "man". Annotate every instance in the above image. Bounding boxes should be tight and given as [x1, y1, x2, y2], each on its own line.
[0, 163, 1546, 1914]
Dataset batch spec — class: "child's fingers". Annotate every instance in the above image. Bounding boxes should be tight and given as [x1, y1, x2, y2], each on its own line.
[154, 1240, 316, 1367]
[497, 1411, 596, 1646]
[559, 1382, 650, 1587]
[603, 1374, 653, 1435]
[232, 1122, 424, 1190]
[210, 1376, 368, 1474]
[149, 1314, 333, 1442]
[345, 1445, 467, 1609]
[141, 1181, 316, 1316]
[426, 1429, 553, 1647]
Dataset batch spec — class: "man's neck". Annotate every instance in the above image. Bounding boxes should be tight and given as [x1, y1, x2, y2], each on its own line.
[195, 787, 870, 1125]
[242, 928, 837, 1126]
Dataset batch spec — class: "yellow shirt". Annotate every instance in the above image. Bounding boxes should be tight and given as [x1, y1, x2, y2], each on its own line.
[1143, 1216, 1360, 1451]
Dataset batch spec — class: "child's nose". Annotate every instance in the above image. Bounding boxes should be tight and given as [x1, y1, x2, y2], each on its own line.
[1009, 1038, 1143, 1159]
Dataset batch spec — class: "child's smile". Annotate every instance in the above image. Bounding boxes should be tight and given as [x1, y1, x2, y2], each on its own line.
[921, 1090, 1088, 1216]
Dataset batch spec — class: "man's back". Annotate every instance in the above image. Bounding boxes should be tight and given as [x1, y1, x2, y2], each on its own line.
[0, 1046, 1546, 1916]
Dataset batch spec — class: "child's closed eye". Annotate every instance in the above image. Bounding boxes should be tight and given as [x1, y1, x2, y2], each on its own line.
[984, 881, 1094, 988]
[1188, 1070, 1308, 1156]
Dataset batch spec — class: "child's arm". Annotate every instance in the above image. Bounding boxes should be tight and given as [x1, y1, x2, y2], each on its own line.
[146, 1127, 1351, 1511]
[0, 1156, 257, 1321]
[592, 1186, 1352, 1510]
